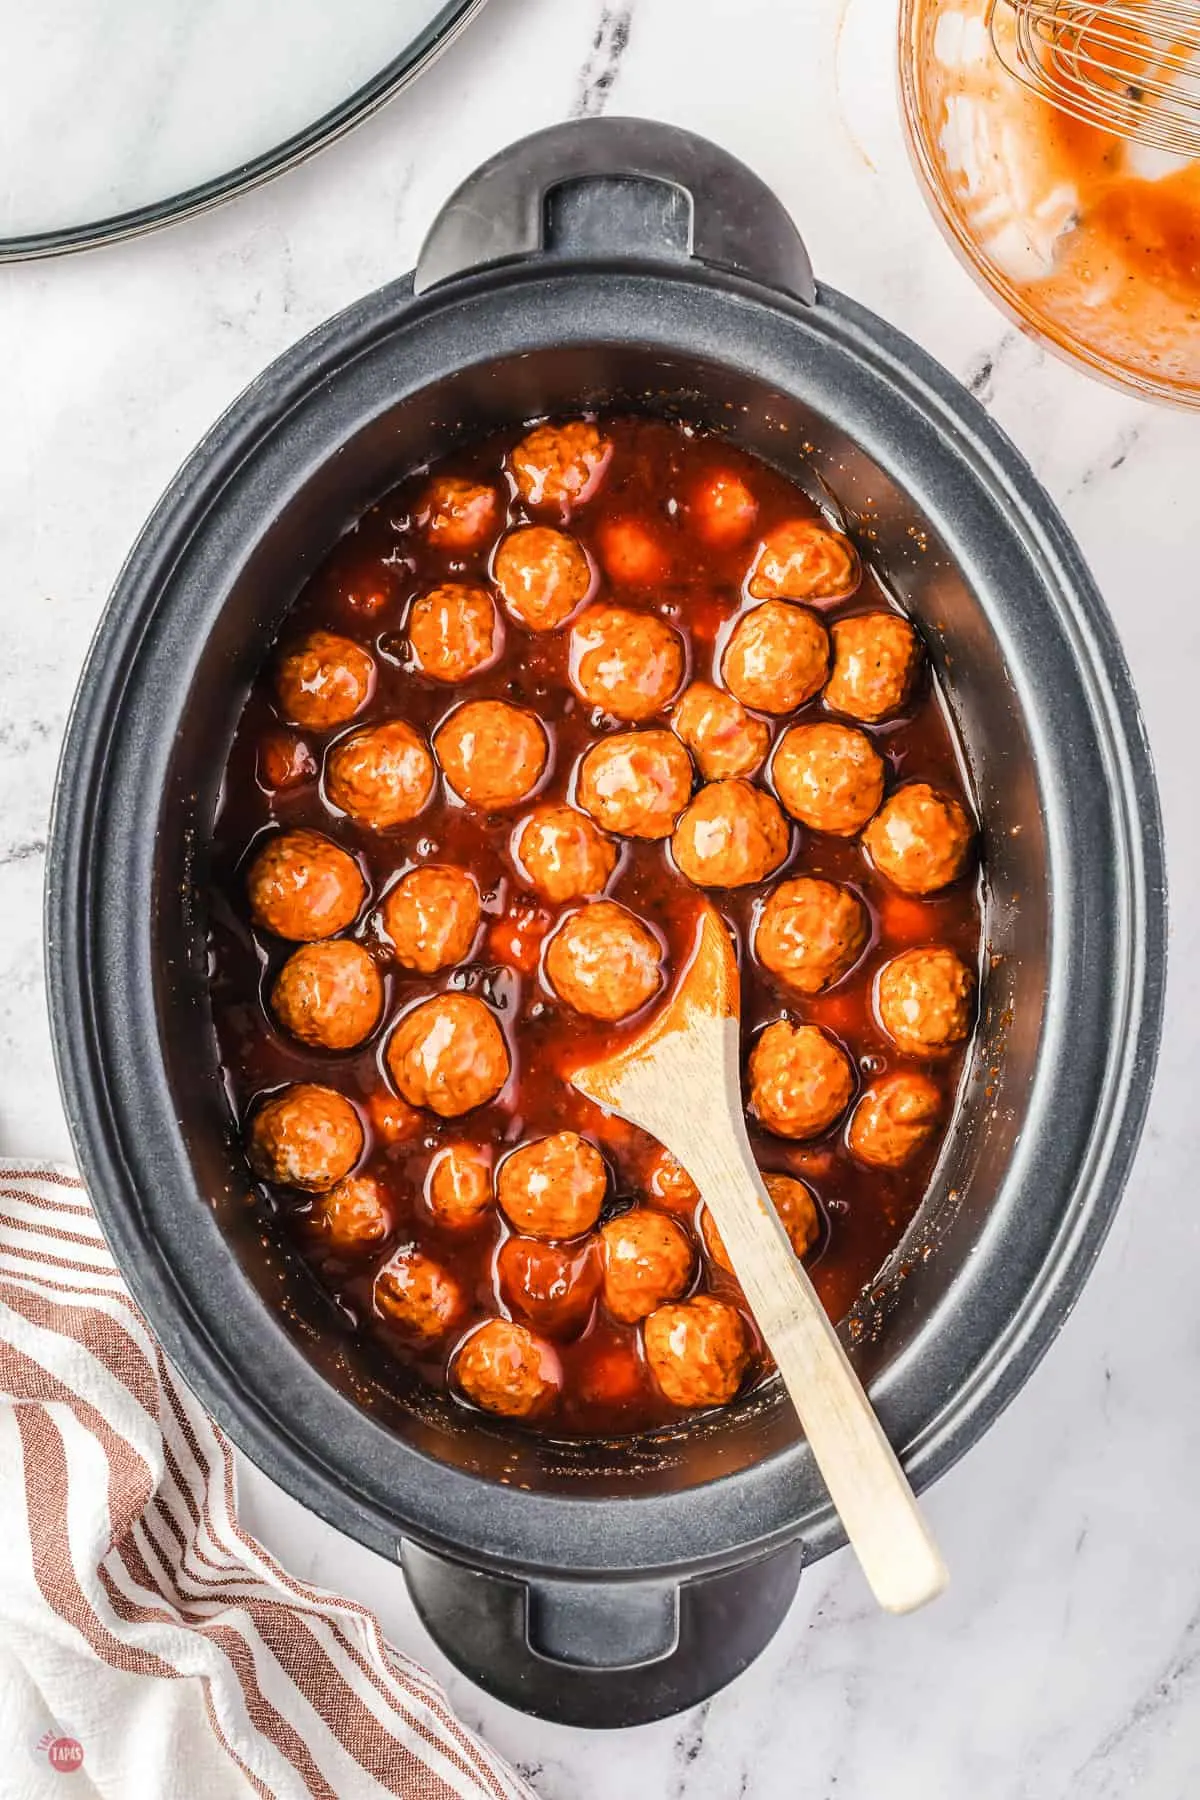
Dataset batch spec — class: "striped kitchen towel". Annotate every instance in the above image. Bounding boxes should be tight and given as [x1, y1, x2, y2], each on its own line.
[0, 1163, 535, 1800]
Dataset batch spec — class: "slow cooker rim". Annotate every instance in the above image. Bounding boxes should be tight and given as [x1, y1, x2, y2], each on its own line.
[45, 255, 1166, 1579]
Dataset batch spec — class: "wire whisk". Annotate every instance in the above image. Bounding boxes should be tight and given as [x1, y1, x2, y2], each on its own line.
[988, 0, 1200, 157]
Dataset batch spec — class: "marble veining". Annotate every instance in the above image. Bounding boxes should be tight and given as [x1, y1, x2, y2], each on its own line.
[3, 0, 1199, 1792]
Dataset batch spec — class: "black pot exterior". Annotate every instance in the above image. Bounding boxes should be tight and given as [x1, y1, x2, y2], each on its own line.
[45, 121, 1166, 1726]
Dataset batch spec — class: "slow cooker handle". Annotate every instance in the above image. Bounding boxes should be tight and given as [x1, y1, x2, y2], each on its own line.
[413, 116, 815, 303]
[400, 1536, 805, 1724]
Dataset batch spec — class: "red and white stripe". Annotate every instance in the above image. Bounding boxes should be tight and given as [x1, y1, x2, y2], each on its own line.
[0, 1165, 534, 1800]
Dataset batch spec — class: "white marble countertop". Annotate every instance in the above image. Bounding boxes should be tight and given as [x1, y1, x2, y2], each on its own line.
[3, 0, 1198, 1793]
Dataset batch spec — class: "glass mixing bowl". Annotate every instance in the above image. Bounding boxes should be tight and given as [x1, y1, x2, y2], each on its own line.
[900, 0, 1200, 406]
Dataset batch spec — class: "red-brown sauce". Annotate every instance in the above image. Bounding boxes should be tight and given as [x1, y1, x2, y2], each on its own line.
[208, 416, 981, 1438]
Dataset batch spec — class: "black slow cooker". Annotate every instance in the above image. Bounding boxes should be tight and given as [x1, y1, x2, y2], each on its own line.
[45, 118, 1166, 1727]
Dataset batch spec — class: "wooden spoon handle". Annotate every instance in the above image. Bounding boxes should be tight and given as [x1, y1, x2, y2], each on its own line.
[708, 1161, 947, 1614]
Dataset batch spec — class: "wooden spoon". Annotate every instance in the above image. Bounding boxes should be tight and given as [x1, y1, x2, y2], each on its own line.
[571, 900, 948, 1614]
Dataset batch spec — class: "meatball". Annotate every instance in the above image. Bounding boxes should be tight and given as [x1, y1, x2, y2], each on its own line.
[434, 700, 548, 810]
[512, 803, 618, 903]
[453, 1318, 563, 1418]
[386, 994, 511, 1117]
[425, 1142, 494, 1229]
[754, 877, 867, 995]
[576, 730, 694, 840]
[247, 829, 366, 941]
[691, 469, 759, 548]
[875, 947, 975, 1056]
[721, 601, 829, 715]
[275, 630, 374, 731]
[647, 1149, 700, 1215]
[308, 1174, 391, 1251]
[569, 604, 685, 722]
[375, 1250, 464, 1345]
[826, 612, 921, 722]
[863, 782, 974, 895]
[496, 1131, 607, 1239]
[270, 939, 383, 1050]
[671, 779, 789, 889]
[544, 901, 664, 1021]
[702, 1172, 820, 1273]
[493, 525, 591, 632]
[417, 474, 499, 550]
[408, 583, 500, 682]
[847, 1072, 943, 1169]
[510, 420, 612, 514]
[747, 520, 861, 604]
[497, 1236, 600, 1339]
[644, 1294, 750, 1409]
[380, 865, 480, 973]
[748, 1021, 855, 1139]
[247, 1084, 363, 1192]
[325, 720, 435, 830]
[772, 721, 885, 836]
[600, 1209, 694, 1324]
[598, 519, 671, 586]
[671, 681, 770, 781]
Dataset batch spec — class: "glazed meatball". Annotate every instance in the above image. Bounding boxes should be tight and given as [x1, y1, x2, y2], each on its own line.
[374, 1250, 464, 1345]
[247, 1084, 363, 1192]
[576, 730, 694, 840]
[425, 1142, 493, 1229]
[863, 782, 974, 895]
[386, 994, 511, 1117]
[270, 939, 383, 1050]
[826, 612, 921, 722]
[247, 829, 366, 941]
[544, 901, 664, 1021]
[847, 1071, 943, 1169]
[644, 1294, 750, 1409]
[875, 947, 975, 1057]
[569, 604, 685, 722]
[497, 1236, 600, 1339]
[672, 779, 790, 889]
[702, 1172, 821, 1273]
[325, 720, 435, 830]
[600, 1208, 695, 1324]
[754, 877, 867, 996]
[598, 518, 671, 585]
[308, 1174, 391, 1250]
[380, 865, 480, 973]
[453, 1318, 563, 1418]
[497, 1132, 607, 1239]
[721, 601, 829, 715]
[748, 520, 861, 605]
[275, 630, 374, 731]
[493, 525, 591, 632]
[772, 722, 885, 836]
[408, 583, 500, 682]
[510, 420, 611, 514]
[647, 1149, 700, 1215]
[512, 803, 618, 903]
[691, 469, 759, 547]
[434, 700, 548, 810]
[417, 474, 499, 550]
[748, 1021, 855, 1139]
[671, 681, 770, 781]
